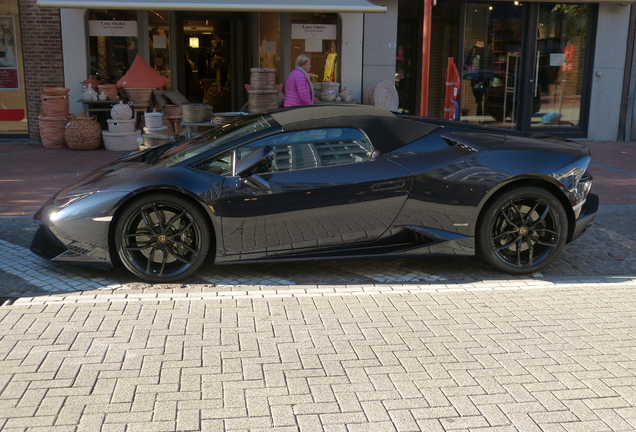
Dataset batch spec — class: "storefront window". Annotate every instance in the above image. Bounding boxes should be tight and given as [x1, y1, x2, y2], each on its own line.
[426, 0, 461, 118]
[183, 17, 232, 109]
[290, 13, 338, 85]
[532, 4, 590, 128]
[259, 12, 281, 83]
[462, 2, 524, 125]
[88, 10, 139, 85]
[0, 0, 27, 136]
[149, 10, 171, 90]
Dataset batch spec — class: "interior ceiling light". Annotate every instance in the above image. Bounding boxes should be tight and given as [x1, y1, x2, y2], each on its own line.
[189, 37, 199, 48]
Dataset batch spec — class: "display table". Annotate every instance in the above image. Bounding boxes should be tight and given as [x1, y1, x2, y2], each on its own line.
[78, 100, 147, 127]
[180, 121, 218, 138]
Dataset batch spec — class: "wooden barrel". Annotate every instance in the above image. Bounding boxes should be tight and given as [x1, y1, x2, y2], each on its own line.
[250, 68, 277, 90]
[248, 89, 278, 114]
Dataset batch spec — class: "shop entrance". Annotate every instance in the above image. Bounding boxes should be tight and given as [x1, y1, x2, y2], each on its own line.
[461, 2, 593, 134]
[426, 1, 594, 136]
[178, 13, 248, 113]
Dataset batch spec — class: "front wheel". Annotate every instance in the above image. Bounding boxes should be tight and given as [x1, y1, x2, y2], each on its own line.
[115, 193, 211, 282]
[476, 186, 568, 274]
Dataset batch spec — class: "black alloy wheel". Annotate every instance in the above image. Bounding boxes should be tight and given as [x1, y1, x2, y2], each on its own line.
[476, 186, 568, 274]
[115, 193, 210, 282]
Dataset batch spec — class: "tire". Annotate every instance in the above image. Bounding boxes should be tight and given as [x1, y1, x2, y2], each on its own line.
[115, 193, 211, 282]
[476, 186, 568, 275]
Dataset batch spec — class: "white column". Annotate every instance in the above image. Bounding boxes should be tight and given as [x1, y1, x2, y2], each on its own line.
[61, 8, 89, 117]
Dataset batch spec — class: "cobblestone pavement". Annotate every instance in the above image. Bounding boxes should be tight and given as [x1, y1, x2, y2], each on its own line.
[0, 204, 635, 431]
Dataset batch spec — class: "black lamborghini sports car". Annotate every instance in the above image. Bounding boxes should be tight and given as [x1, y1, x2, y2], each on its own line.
[31, 104, 598, 282]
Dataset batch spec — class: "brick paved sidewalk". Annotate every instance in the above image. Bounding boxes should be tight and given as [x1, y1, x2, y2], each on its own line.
[1, 277, 636, 431]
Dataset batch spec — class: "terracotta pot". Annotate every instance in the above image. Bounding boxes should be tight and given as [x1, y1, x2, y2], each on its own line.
[41, 87, 70, 97]
[65, 113, 103, 150]
[124, 88, 154, 108]
[40, 94, 69, 118]
[81, 76, 101, 89]
[98, 84, 119, 100]
[38, 114, 75, 149]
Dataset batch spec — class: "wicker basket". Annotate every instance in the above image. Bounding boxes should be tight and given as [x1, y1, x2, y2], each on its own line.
[363, 81, 399, 111]
[163, 104, 182, 119]
[41, 94, 69, 118]
[65, 113, 103, 150]
[110, 101, 134, 120]
[250, 68, 277, 90]
[320, 82, 340, 101]
[124, 88, 154, 108]
[142, 133, 172, 148]
[143, 125, 168, 134]
[182, 103, 208, 123]
[102, 130, 142, 151]
[98, 84, 119, 100]
[107, 119, 136, 133]
[144, 111, 164, 128]
[248, 89, 278, 114]
[42, 87, 70, 97]
[38, 114, 74, 149]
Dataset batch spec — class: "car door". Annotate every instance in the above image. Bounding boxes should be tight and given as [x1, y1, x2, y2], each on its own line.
[217, 127, 414, 257]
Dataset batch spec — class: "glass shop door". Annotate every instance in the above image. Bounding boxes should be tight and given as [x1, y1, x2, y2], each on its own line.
[178, 12, 248, 112]
[462, 2, 525, 127]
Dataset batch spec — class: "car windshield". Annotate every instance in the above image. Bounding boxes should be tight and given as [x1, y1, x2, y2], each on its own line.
[154, 115, 273, 167]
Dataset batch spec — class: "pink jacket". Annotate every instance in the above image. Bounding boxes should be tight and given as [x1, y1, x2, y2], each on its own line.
[284, 68, 313, 107]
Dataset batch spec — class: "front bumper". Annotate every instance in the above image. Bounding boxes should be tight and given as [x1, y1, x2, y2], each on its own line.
[571, 192, 599, 241]
[29, 191, 126, 267]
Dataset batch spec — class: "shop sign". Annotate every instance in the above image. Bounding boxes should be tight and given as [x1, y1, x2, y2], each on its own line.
[291, 24, 337, 40]
[89, 20, 138, 37]
[550, 53, 565, 67]
[0, 15, 19, 90]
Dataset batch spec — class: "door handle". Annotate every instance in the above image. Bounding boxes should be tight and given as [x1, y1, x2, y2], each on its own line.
[371, 180, 406, 191]
[534, 50, 540, 97]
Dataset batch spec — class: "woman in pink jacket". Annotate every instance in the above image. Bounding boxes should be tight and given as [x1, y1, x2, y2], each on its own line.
[284, 54, 314, 107]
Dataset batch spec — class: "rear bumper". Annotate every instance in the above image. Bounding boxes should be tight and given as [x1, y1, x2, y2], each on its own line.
[571, 193, 599, 241]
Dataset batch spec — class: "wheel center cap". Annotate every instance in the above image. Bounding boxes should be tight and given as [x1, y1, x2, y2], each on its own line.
[158, 234, 167, 243]
[519, 227, 529, 236]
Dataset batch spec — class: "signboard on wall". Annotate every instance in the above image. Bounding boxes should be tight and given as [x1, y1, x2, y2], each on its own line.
[291, 24, 337, 40]
[89, 20, 138, 37]
[0, 15, 20, 90]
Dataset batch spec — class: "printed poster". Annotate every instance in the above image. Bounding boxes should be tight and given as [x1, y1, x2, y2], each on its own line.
[0, 16, 19, 90]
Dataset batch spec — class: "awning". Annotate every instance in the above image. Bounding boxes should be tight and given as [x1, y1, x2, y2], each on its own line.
[37, 0, 387, 13]
[492, 0, 634, 2]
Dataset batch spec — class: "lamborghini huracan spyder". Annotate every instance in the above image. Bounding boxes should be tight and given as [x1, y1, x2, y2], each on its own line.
[31, 104, 598, 282]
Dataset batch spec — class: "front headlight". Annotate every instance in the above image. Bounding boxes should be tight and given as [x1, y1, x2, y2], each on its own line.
[572, 171, 593, 215]
[53, 192, 95, 209]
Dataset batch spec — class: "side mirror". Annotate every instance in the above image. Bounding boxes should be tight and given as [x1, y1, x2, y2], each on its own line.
[235, 145, 275, 178]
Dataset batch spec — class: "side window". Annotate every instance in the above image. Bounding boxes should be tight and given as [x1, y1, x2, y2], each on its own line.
[190, 150, 233, 176]
[236, 128, 373, 174]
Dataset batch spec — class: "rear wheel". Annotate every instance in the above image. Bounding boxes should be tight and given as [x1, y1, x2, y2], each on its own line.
[476, 186, 568, 274]
[115, 193, 210, 282]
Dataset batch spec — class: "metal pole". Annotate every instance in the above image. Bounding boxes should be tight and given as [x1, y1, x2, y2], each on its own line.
[618, 4, 636, 141]
[420, 0, 434, 116]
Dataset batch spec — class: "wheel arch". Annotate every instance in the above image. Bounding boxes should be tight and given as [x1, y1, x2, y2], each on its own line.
[476, 176, 576, 243]
[107, 187, 219, 267]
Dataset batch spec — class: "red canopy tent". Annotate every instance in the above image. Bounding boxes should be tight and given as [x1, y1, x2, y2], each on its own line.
[444, 57, 460, 120]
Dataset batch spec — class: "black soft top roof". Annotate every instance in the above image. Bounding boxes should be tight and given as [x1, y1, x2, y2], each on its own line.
[269, 105, 439, 153]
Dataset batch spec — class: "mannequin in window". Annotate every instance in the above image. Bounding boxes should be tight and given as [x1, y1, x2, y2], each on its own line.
[464, 40, 493, 116]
